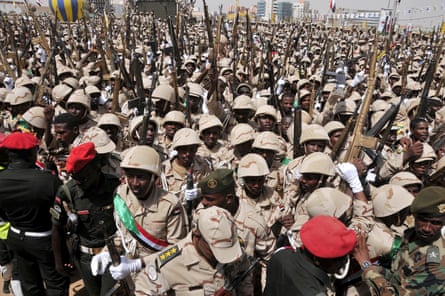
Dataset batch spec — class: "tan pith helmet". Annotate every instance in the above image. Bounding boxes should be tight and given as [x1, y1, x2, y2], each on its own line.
[371, 184, 414, 218]
[306, 187, 352, 218]
[252, 131, 280, 152]
[121, 145, 160, 176]
[230, 123, 255, 146]
[22, 106, 47, 129]
[238, 153, 270, 178]
[172, 128, 201, 149]
[299, 152, 335, 176]
[300, 124, 330, 144]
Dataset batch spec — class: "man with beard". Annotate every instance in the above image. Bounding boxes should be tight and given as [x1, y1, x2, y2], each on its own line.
[354, 186, 445, 295]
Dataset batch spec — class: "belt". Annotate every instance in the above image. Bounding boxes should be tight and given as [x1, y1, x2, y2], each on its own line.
[79, 245, 104, 255]
[9, 226, 52, 238]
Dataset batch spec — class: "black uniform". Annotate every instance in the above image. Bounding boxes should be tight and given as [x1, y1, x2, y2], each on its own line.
[264, 247, 332, 296]
[52, 173, 120, 296]
[0, 160, 69, 296]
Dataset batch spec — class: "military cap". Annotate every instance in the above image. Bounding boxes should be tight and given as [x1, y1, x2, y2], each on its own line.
[390, 171, 422, 187]
[1, 132, 39, 150]
[152, 84, 175, 103]
[324, 121, 345, 135]
[233, 95, 256, 111]
[121, 145, 160, 176]
[77, 127, 116, 154]
[199, 168, 235, 195]
[67, 89, 91, 111]
[187, 82, 205, 98]
[199, 114, 222, 134]
[195, 206, 243, 264]
[9, 87, 33, 106]
[15, 75, 37, 88]
[300, 215, 357, 259]
[162, 110, 186, 127]
[411, 186, 445, 217]
[21, 106, 47, 130]
[230, 123, 255, 146]
[52, 84, 73, 103]
[252, 131, 281, 152]
[334, 99, 356, 115]
[306, 188, 352, 219]
[372, 184, 414, 218]
[97, 113, 122, 129]
[254, 105, 277, 121]
[238, 153, 270, 178]
[66, 142, 97, 174]
[300, 124, 329, 144]
[172, 128, 201, 149]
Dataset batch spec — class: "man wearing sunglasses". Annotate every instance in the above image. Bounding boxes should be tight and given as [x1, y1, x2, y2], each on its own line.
[354, 186, 445, 295]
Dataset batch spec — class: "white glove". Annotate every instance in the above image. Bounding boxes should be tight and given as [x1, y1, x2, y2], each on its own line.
[277, 78, 286, 86]
[184, 187, 200, 201]
[350, 71, 366, 87]
[91, 252, 111, 276]
[336, 163, 363, 193]
[109, 257, 142, 280]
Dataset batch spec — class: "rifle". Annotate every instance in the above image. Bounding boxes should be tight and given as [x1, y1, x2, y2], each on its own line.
[330, 110, 357, 162]
[202, 0, 213, 48]
[415, 30, 443, 119]
[103, 226, 134, 296]
[427, 166, 445, 186]
[167, 16, 180, 107]
[184, 168, 194, 230]
[340, 36, 380, 192]
[215, 257, 261, 296]
[293, 107, 304, 158]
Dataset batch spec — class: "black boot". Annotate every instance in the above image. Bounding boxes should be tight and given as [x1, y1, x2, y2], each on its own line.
[2, 280, 10, 294]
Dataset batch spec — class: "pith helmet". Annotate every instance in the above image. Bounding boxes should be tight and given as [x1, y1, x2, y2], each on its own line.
[129, 115, 158, 141]
[413, 143, 436, 163]
[22, 106, 47, 129]
[121, 145, 160, 176]
[15, 75, 37, 89]
[97, 113, 122, 129]
[79, 126, 116, 154]
[238, 153, 270, 178]
[63, 77, 80, 89]
[254, 105, 277, 121]
[252, 131, 281, 152]
[187, 82, 204, 98]
[172, 128, 201, 149]
[152, 84, 175, 103]
[233, 95, 256, 111]
[163, 110, 186, 126]
[230, 123, 255, 146]
[299, 152, 335, 176]
[324, 121, 345, 135]
[372, 184, 414, 218]
[300, 124, 330, 144]
[389, 171, 422, 187]
[199, 114, 222, 134]
[52, 84, 73, 103]
[67, 89, 91, 111]
[9, 87, 33, 106]
[0, 88, 10, 102]
[306, 187, 352, 218]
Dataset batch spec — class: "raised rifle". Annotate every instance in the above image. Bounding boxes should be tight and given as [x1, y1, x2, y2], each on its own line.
[184, 168, 194, 230]
[293, 106, 304, 158]
[340, 36, 380, 192]
[202, 0, 213, 48]
[415, 29, 444, 119]
[167, 16, 181, 107]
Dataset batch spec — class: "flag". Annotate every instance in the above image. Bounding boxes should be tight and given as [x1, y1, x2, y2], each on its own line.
[329, 0, 336, 13]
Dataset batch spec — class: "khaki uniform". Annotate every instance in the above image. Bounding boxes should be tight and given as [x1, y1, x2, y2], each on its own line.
[135, 233, 226, 295]
[115, 183, 188, 259]
[161, 157, 212, 198]
[196, 140, 231, 169]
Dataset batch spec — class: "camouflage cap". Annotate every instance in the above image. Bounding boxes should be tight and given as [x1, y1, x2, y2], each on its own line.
[238, 153, 270, 178]
[172, 128, 201, 149]
[411, 186, 445, 217]
[9, 87, 33, 106]
[199, 168, 235, 195]
[15, 75, 37, 88]
[52, 84, 73, 103]
[372, 184, 414, 218]
[121, 145, 160, 176]
[199, 114, 222, 134]
[389, 171, 423, 187]
[67, 89, 91, 111]
[195, 206, 243, 264]
[22, 106, 47, 129]
[230, 123, 255, 146]
[77, 126, 116, 154]
[299, 152, 336, 176]
[254, 104, 277, 121]
[252, 131, 281, 152]
[306, 188, 352, 218]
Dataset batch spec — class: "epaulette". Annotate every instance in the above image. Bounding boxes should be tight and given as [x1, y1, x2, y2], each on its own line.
[158, 245, 181, 267]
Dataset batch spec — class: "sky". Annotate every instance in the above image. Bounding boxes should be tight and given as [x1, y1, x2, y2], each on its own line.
[199, 0, 445, 28]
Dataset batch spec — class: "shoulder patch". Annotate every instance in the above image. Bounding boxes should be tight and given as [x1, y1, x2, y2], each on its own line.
[426, 246, 440, 264]
[158, 245, 181, 267]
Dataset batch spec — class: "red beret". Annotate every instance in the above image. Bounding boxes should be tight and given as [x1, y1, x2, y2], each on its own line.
[66, 142, 97, 174]
[300, 215, 357, 259]
[1, 132, 39, 150]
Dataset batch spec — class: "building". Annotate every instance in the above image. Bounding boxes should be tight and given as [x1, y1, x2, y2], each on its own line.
[276, 2, 293, 21]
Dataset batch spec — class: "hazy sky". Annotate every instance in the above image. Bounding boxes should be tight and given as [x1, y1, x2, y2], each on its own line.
[200, 0, 444, 27]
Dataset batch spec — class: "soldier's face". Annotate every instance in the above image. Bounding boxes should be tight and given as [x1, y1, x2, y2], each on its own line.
[234, 141, 253, 158]
[243, 176, 265, 198]
[201, 127, 221, 149]
[414, 214, 445, 243]
[234, 110, 252, 123]
[411, 122, 429, 142]
[164, 122, 183, 140]
[256, 115, 275, 132]
[200, 192, 231, 210]
[329, 130, 343, 148]
[54, 123, 78, 146]
[125, 168, 154, 200]
[67, 103, 87, 120]
[304, 141, 327, 154]
[176, 145, 198, 168]
[300, 173, 321, 193]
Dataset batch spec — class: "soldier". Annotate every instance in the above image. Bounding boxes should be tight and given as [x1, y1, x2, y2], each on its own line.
[355, 186, 445, 295]
[157, 110, 185, 156]
[66, 89, 97, 135]
[264, 216, 357, 296]
[196, 114, 230, 169]
[0, 132, 69, 295]
[161, 128, 211, 197]
[111, 145, 187, 258]
[97, 113, 123, 151]
[198, 168, 276, 294]
[227, 123, 256, 171]
[97, 206, 245, 295]
[51, 142, 120, 296]
[389, 171, 423, 197]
